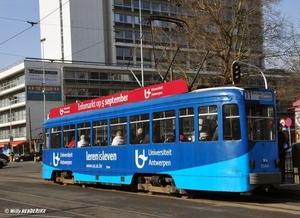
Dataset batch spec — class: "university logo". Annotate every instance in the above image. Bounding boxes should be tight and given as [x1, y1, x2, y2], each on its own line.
[53, 152, 60, 167]
[60, 108, 64, 116]
[135, 149, 148, 169]
[144, 89, 151, 99]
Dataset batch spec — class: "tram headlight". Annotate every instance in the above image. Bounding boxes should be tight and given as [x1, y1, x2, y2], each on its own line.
[250, 159, 255, 169]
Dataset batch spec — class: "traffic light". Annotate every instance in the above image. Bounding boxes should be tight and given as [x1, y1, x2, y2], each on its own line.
[231, 62, 241, 84]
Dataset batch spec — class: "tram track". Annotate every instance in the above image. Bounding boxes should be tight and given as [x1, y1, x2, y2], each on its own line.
[2, 163, 300, 217]
[0, 188, 167, 218]
[2, 180, 300, 216]
[78, 184, 300, 215]
[189, 195, 300, 215]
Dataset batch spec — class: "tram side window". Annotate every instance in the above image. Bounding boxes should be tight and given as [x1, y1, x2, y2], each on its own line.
[223, 104, 241, 140]
[130, 114, 149, 144]
[179, 108, 194, 142]
[51, 127, 62, 149]
[45, 128, 49, 149]
[77, 122, 91, 147]
[153, 110, 175, 143]
[63, 125, 75, 148]
[198, 105, 218, 141]
[110, 117, 127, 146]
[247, 104, 275, 141]
[92, 120, 108, 146]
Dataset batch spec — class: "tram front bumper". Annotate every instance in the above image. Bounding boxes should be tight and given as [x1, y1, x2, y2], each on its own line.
[249, 172, 281, 185]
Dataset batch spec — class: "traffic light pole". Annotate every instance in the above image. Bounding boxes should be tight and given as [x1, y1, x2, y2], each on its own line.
[232, 60, 268, 89]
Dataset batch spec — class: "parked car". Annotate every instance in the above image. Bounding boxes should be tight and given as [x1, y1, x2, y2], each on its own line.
[0, 153, 9, 162]
[14, 152, 42, 162]
[0, 158, 8, 168]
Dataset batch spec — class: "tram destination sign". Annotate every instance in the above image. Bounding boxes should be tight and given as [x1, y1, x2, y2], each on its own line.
[49, 79, 188, 118]
[244, 90, 273, 101]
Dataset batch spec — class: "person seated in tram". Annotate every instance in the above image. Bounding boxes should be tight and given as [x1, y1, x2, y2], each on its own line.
[132, 128, 145, 144]
[94, 139, 101, 146]
[179, 132, 190, 142]
[142, 132, 150, 144]
[211, 119, 218, 141]
[199, 118, 211, 140]
[67, 136, 75, 148]
[111, 130, 124, 146]
[77, 135, 89, 147]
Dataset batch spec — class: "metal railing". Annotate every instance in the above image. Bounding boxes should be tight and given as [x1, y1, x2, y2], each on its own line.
[285, 151, 294, 181]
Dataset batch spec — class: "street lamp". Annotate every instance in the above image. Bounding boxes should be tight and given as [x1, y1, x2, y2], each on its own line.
[40, 38, 46, 120]
[9, 97, 13, 162]
[139, 0, 144, 87]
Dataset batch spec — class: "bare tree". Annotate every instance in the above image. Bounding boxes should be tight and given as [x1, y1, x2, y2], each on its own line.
[143, 1, 298, 87]
[264, 7, 300, 112]
[177, 0, 290, 80]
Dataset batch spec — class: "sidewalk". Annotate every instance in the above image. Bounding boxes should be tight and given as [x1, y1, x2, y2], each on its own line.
[278, 178, 300, 196]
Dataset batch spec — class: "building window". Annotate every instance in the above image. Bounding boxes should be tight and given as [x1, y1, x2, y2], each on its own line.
[115, 30, 133, 43]
[115, 13, 132, 24]
[153, 3, 160, 12]
[114, 0, 123, 6]
[116, 47, 132, 60]
[65, 71, 75, 79]
[114, 0, 131, 8]
[100, 72, 109, 80]
[90, 72, 100, 80]
[142, 1, 150, 11]
[161, 4, 168, 13]
[123, 0, 131, 8]
[89, 88, 100, 97]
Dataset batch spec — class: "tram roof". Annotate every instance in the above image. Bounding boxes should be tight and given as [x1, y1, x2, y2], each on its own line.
[191, 86, 244, 93]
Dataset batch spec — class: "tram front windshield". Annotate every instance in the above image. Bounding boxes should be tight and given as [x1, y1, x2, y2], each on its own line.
[246, 104, 275, 141]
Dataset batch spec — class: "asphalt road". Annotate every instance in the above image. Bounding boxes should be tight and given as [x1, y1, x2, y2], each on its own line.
[1, 162, 300, 218]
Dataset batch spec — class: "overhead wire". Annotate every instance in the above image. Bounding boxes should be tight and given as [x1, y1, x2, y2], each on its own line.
[0, 26, 33, 47]
[0, 16, 27, 23]
[0, 0, 70, 47]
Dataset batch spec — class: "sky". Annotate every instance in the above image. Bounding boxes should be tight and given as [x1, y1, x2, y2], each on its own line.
[0, 0, 40, 71]
[0, 0, 299, 71]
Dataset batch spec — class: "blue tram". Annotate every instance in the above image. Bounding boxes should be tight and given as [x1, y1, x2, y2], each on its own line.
[42, 79, 281, 194]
